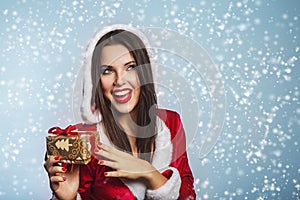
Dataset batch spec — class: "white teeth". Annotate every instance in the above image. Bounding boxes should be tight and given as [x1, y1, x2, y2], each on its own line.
[114, 90, 131, 96]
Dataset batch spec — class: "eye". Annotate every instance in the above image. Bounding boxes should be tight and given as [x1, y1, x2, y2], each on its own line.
[127, 64, 136, 71]
[101, 66, 113, 75]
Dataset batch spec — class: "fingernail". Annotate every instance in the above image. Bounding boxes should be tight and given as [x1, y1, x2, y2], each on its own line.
[97, 141, 102, 146]
[54, 156, 60, 161]
[62, 167, 67, 172]
[98, 160, 104, 165]
[62, 177, 67, 181]
[94, 148, 99, 153]
[104, 172, 108, 176]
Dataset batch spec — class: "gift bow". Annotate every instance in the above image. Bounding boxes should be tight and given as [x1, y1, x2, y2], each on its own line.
[48, 125, 78, 135]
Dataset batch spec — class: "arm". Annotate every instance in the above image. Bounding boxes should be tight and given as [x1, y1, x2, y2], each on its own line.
[161, 110, 196, 200]
[171, 152, 196, 200]
[171, 112, 196, 200]
[146, 152, 195, 200]
[146, 110, 196, 200]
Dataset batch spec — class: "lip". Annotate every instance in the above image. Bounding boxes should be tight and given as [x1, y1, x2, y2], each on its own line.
[112, 88, 132, 104]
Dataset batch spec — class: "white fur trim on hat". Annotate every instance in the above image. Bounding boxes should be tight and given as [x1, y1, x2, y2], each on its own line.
[80, 24, 153, 124]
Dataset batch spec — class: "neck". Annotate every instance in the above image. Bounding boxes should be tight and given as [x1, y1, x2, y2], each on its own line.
[114, 111, 139, 155]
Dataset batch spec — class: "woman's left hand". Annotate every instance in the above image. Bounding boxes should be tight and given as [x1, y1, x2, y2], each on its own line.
[94, 142, 167, 189]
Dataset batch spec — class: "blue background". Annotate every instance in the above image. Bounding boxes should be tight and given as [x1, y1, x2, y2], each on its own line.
[0, 0, 299, 199]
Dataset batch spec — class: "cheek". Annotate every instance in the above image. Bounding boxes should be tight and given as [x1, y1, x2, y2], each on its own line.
[128, 72, 140, 88]
[100, 76, 113, 94]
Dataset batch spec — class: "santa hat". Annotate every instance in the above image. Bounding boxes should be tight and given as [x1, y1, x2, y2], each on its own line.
[80, 24, 153, 124]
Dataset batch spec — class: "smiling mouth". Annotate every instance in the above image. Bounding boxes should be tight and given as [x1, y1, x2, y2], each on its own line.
[112, 89, 132, 104]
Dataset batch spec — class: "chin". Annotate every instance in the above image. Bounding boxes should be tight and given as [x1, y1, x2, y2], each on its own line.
[111, 104, 135, 115]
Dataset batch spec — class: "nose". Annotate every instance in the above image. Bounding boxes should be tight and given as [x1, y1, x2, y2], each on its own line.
[114, 70, 126, 86]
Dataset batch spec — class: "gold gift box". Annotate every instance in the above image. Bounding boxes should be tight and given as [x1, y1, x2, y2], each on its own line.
[46, 131, 99, 165]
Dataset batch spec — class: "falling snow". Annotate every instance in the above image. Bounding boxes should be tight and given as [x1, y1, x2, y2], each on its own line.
[0, 0, 299, 199]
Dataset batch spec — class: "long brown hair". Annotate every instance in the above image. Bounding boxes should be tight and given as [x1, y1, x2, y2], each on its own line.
[91, 29, 157, 161]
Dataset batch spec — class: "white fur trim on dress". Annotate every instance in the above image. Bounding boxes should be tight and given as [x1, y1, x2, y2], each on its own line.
[80, 24, 153, 124]
[96, 116, 176, 200]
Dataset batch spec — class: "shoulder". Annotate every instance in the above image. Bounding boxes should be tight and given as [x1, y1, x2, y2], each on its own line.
[156, 108, 183, 140]
[156, 108, 181, 122]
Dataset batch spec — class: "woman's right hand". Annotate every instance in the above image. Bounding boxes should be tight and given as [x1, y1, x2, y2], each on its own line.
[44, 156, 79, 200]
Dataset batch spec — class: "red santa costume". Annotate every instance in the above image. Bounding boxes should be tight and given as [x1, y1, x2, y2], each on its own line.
[53, 24, 196, 200]
[74, 109, 196, 200]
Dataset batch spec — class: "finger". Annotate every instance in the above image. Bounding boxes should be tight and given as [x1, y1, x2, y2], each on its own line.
[46, 155, 61, 167]
[97, 142, 118, 154]
[97, 142, 129, 158]
[50, 175, 67, 183]
[44, 156, 61, 172]
[48, 166, 67, 177]
[98, 160, 119, 170]
[104, 171, 124, 178]
[97, 142, 112, 151]
[104, 170, 134, 179]
[94, 148, 118, 161]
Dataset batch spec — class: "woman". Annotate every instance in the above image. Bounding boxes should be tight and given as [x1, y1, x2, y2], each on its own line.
[44, 25, 196, 200]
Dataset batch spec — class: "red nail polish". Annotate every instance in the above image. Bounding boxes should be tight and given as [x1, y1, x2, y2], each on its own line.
[97, 141, 102, 146]
[54, 156, 60, 161]
[104, 172, 108, 176]
[62, 177, 67, 181]
[62, 167, 67, 172]
[98, 160, 104, 165]
[94, 148, 99, 153]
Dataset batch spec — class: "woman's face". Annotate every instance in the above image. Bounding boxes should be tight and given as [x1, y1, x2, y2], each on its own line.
[100, 44, 140, 114]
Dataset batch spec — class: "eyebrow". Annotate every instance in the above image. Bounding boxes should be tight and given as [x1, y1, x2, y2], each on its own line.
[124, 61, 136, 66]
[100, 60, 136, 68]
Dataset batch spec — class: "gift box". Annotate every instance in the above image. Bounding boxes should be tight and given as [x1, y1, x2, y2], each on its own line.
[46, 125, 99, 165]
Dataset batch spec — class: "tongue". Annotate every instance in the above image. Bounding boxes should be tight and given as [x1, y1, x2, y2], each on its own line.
[114, 92, 132, 103]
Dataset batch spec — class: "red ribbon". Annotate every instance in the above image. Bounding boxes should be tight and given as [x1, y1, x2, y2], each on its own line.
[48, 125, 77, 135]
